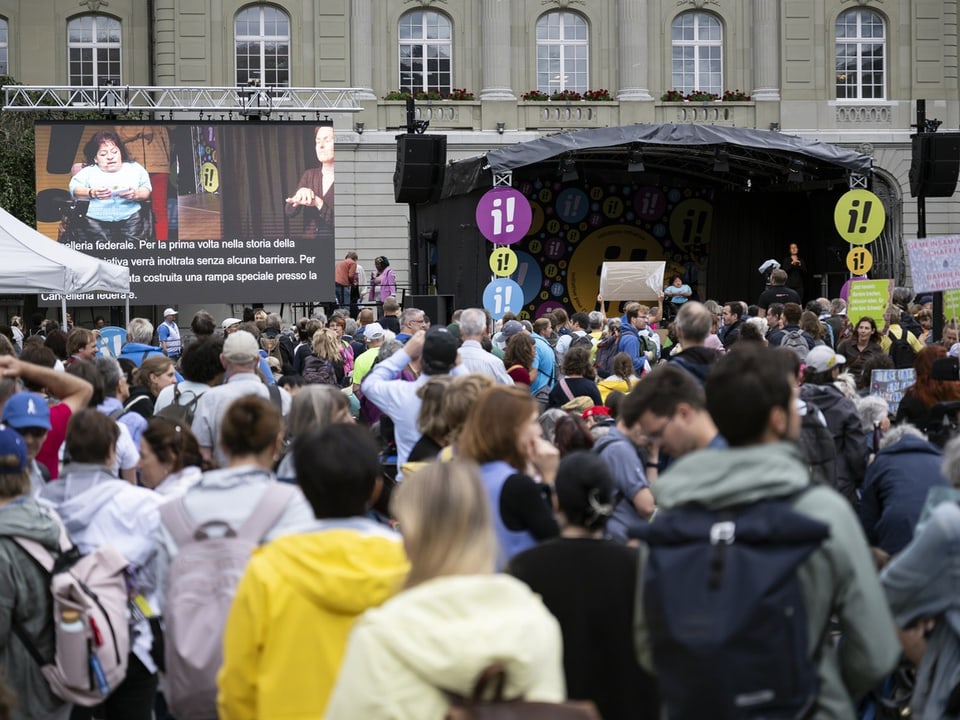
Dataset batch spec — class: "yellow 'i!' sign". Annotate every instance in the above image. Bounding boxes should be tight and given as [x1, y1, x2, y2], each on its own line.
[846, 246, 873, 275]
[833, 189, 884, 245]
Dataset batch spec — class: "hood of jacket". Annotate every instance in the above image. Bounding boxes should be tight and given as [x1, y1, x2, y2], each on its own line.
[799, 383, 848, 414]
[655, 441, 809, 511]
[358, 574, 561, 696]
[262, 518, 409, 616]
[39, 464, 127, 530]
[619, 323, 639, 340]
[876, 433, 942, 461]
[0, 496, 61, 549]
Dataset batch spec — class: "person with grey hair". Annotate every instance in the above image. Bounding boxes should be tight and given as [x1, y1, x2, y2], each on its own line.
[275, 385, 353, 483]
[396, 307, 426, 344]
[119, 317, 164, 367]
[191, 330, 292, 467]
[456, 308, 513, 384]
[856, 394, 891, 442]
[859, 422, 950, 560]
[669, 301, 721, 385]
[95, 354, 149, 458]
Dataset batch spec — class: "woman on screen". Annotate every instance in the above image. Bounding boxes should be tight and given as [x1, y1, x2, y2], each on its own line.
[68, 130, 153, 245]
[285, 125, 335, 242]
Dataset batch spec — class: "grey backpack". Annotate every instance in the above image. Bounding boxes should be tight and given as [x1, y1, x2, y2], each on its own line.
[779, 329, 811, 362]
[159, 483, 297, 720]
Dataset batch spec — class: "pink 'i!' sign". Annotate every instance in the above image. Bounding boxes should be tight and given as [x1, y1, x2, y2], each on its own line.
[476, 187, 532, 245]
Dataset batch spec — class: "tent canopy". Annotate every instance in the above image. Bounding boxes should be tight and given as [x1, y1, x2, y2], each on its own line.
[442, 123, 873, 198]
[0, 205, 130, 296]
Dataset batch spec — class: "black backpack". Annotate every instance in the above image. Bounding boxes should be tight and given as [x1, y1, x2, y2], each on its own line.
[155, 385, 201, 426]
[887, 328, 917, 370]
[594, 333, 619, 378]
[635, 491, 830, 720]
[569, 333, 594, 352]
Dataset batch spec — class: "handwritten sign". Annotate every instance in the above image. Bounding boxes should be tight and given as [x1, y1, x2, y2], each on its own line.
[904, 235, 960, 293]
[870, 368, 915, 416]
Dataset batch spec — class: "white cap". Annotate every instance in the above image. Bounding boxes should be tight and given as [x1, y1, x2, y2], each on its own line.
[222, 330, 260, 363]
[163, 308, 178, 317]
[221, 317, 242, 330]
[364, 322, 385, 341]
[805, 345, 846, 373]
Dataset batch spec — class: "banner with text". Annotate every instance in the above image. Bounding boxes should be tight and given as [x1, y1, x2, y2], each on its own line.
[34, 121, 335, 305]
[846, 278, 892, 326]
[904, 235, 960, 293]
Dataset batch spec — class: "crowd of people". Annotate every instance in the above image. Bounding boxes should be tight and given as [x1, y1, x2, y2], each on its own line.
[0, 277, 959, 720]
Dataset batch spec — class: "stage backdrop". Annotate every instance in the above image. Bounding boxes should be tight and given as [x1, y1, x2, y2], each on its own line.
[34, 121, 335, 306]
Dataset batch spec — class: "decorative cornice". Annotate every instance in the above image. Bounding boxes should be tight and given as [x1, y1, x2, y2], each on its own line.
[402, 0, 448, 6]
[541, 0, 587, 8]
[79, 0, 110, 11]
[676, 0, 720, 8]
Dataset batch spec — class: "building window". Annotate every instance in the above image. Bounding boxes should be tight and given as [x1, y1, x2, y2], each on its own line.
[0, 19, 8, 76]
[671, 12, 722, 95]
[536, 11, 588, 94]
[67, 14, 121, 86]
[836, 9, 885, 100]
[398, 10, 452, 95]
[235, 4, 290, 87]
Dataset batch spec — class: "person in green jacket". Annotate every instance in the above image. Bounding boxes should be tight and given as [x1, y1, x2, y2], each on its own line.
[634, 343, 901, 720]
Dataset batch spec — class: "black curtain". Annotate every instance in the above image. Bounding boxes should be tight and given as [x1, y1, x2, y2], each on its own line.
[707, 189, 847, 306]
[218, 124, 312, 240]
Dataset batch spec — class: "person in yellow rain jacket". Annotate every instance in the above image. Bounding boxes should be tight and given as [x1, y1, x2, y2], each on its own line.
[217, 423, 409, 720]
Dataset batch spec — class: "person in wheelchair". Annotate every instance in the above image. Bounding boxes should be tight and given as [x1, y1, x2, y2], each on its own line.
[68, 129, 152, 245]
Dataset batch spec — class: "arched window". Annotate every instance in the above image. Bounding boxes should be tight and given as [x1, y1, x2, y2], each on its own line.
[67, 14, 121, 86]
[671, 12, 722, 95]
[398, 10, 452, 95]
[235, 4, 290, 87]
[0, 18, 8, 76]
[536, 11, 588, 94]
[836, 9, 885, 100]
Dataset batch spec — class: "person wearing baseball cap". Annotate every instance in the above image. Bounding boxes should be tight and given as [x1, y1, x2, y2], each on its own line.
[799, 344, 866, 503]
[2, 391, 52, 496]
[0, 422, 70, 719]
[361, 327, 462, 477]
[159, 307, 181, 360]
[191, 330, 292, 467]
[222, 317, 243, 334]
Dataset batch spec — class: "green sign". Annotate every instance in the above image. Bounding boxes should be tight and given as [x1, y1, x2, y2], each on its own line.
[945, 289, 960, 324]
[847, 278, 892, 326]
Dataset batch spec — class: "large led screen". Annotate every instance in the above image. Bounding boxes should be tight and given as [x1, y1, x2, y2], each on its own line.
[34, 121, 335, 305]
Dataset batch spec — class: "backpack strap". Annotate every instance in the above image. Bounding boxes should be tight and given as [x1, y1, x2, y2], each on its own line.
[237, 483, 298, 542]
[267, 383, 282, 410]
[159, 497, 202, 548]
[559, 377, 575, 402]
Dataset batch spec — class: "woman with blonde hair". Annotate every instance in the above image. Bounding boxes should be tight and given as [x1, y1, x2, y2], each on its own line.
[303, 327, 345, 386]
[326, 461, 565, 719]
[458, 386, 559, 565]
[275, 385, 353, 483]
[126, 354, 177, 419]
[440, 373, 496, 456]
[407, 375, 453, 463]
[597, 352, 641, 402]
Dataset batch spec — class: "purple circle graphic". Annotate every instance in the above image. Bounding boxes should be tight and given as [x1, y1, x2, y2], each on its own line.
[476, 188, 533, 245]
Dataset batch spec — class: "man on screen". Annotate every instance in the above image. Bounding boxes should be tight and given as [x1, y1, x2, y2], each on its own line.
[285, 124, 335, 243]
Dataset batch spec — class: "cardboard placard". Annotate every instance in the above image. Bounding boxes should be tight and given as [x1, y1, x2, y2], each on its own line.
[598, 261, 665, 302]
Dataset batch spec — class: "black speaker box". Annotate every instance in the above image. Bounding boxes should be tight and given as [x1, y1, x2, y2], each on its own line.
[404, 294, 454, 326]
[910, 133, 960, 198]
[394, 134, 447, 204]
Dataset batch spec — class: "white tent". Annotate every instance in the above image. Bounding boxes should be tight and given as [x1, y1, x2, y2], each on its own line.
[0, 205, 130, 324]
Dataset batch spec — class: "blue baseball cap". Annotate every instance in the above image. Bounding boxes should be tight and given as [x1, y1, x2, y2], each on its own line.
[0, 425, 28, 473]
[2, 392, 52, 431]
